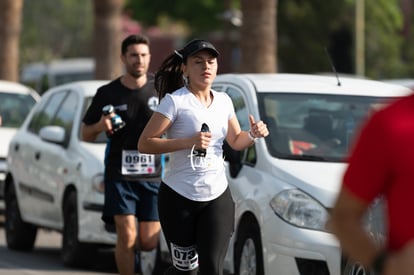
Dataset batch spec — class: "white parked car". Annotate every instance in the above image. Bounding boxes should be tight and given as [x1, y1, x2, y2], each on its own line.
[4, 80, 117, 268]
[143, 73, 412, 275]
[0, 80, 40, 199]
[382, 78, 414, 91]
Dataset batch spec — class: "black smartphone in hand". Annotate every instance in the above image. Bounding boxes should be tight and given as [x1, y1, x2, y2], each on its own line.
[195, 123, 210, 157]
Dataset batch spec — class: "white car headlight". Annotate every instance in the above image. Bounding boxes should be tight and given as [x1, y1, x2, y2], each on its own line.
[269, 189, 328, 231]
[92, 173, 105, 193]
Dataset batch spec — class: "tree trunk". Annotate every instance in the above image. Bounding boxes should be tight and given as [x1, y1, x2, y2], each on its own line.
[93, 0, 124, 80]
[0, 0, 23, 81]
[240, 0, 277, 73]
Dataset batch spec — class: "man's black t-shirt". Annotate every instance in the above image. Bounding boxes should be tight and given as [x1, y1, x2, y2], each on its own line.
[82, 76, 161, 182]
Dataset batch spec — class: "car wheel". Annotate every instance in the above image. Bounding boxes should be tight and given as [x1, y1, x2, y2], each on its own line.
[342, 259, 370, 275]
[62, 191, 96, 267]
[234, 220, 264, 275]
[5, 183, 37, 251]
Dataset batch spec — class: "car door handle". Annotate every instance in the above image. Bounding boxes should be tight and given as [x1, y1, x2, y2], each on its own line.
[35, 152, 41, 160]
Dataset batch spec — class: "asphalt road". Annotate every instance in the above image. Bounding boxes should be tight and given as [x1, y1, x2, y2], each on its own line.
[0, 203, 230, 275]
[0, 207, 118, 275]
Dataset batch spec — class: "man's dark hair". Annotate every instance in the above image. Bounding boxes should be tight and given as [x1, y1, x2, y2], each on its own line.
[121, 34, 150, 55]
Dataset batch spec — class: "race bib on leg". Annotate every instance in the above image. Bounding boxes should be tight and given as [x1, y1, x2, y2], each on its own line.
[170, 243, 199, 271]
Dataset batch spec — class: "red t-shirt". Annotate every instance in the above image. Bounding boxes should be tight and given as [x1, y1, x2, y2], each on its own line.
[344, 94, 414, 251]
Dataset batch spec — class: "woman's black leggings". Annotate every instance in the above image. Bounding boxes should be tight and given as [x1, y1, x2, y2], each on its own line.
[158, 182, 235, 275]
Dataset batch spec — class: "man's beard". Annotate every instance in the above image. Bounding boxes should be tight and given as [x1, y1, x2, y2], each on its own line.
[127, 66, 144, 78]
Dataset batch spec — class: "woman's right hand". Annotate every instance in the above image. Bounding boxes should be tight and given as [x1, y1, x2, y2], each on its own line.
[192, 130, 211, 150]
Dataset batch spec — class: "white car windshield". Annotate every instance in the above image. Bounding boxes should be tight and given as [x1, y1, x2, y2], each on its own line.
[259, 93, 396, 162]
[0, 92, 37, 128]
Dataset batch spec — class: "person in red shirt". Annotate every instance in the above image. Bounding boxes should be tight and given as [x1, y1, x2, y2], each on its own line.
[330, 94, 414, 275]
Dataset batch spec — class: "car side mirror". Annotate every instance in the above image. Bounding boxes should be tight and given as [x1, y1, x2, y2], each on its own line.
[223, 141, 242, 178]
[39, 125, 66, 145]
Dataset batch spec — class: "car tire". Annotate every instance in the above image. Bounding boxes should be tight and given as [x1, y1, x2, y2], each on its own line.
[342, 259, 370, 275]
[234, 219, 264, 275]
[139, 242, 169, 275]
[5, 183, 38, 251]
[62, 191, 96, 268]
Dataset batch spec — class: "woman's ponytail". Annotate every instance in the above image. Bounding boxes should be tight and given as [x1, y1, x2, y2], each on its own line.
[154, 53, 184, 100]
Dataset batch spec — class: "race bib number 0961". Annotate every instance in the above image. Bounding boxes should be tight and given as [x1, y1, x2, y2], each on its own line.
[121, 150, 155, 175]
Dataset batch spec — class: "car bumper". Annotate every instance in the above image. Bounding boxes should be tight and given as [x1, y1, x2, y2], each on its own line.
[262, 215, 340, 275]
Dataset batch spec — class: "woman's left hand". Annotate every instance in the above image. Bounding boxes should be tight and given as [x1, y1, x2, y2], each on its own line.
[249, 114, 269, 138]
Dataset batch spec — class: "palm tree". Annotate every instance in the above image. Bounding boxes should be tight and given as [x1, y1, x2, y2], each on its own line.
[0, 0, 23, 81]
[240, 0, 277, 73]
[93, 0, 124, 80]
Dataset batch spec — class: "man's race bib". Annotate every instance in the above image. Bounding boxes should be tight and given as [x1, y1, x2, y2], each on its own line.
[170, 243, 199, 271]
[121, 150, 156, 175]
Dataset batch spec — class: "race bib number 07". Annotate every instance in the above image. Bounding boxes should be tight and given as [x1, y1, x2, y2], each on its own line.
[121, 150, 155, 175]
[170, 243, 198, 271]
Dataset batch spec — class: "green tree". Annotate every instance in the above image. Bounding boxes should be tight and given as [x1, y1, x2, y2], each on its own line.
[278, 0, 408, 79]
[365, 0, 405, 78]
[278, 0, 353, 74]
[401, 0, 414, 77]
[125, 0, 226, 35]
[14, 0, 413, 79]
[20, 0, 93, 65]
[126, 0, 279, 73]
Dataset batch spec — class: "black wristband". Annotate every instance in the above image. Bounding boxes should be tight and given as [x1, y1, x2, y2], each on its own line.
[372, 251, 388, 274]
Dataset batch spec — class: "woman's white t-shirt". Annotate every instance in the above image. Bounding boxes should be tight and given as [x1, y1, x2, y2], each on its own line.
[156, 86, 235, 202]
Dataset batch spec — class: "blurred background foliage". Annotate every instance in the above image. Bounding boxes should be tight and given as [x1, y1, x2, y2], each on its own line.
[125, 0, 228, 35]
[21, 0, 93, 63]
[277, 0, 410, 78]
[17, 0, 414, 79]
